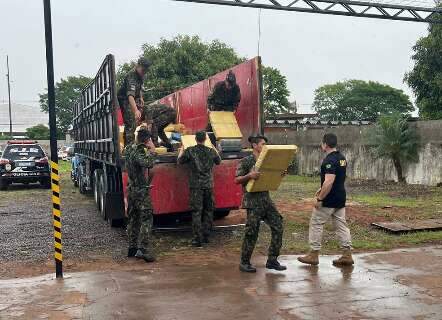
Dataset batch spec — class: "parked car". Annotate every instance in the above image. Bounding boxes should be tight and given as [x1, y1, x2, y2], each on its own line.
[0, 140, 51, 190]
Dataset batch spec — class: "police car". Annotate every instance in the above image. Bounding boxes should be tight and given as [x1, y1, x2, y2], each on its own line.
[0, 140, 51, 190]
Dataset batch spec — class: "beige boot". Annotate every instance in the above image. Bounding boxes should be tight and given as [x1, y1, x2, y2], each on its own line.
[297, 250, 319, 265]
[332, 249, 354, 266]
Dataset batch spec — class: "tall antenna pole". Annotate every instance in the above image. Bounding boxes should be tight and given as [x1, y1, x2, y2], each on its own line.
[257, 9, 262, 57]
[6, 55, 12, 137]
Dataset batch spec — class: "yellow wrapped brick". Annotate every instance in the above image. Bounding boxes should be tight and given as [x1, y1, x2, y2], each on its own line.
[209, 111, 242, 140]
[164, 123, 186, 133]
[155, 147, 168, 154]
[246, 145, 298, 193]
[181, 134, 214, 149]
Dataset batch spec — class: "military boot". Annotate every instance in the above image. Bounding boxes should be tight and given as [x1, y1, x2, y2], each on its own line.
[297, 250, 319, 266]
[332, 249, 354, 266]
[239, 262, 257, 273]
[135, 249, 156, 263]
[191, 239, 203, 247]
[127, 247, 137, 258]
[266, 257, 287, 271]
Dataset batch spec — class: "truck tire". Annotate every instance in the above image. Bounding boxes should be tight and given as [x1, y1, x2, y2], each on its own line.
[78, 173, 87, 194]
[0, 179, 8, 191]
[40, 178, 51, 189]
[214, 209, 231, 220]
[93, 170, 103, 211]
[98, 173, 106, 220]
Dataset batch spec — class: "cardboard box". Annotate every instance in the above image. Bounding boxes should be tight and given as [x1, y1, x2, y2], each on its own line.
[246, 145, 298, 192]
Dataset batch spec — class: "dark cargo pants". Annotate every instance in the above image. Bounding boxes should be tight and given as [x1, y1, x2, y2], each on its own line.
[190, 188, 214, 242]
[127, 187, 153, 250]
[240, 204, 283, 264]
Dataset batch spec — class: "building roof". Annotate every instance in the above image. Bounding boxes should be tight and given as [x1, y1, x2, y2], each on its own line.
[266, 113, 318, 120]
[0, 103, 48, 134]
[265, 119, 371, 127]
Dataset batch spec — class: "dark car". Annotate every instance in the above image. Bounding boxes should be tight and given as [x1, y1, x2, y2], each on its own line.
[0, 140, 51, 190]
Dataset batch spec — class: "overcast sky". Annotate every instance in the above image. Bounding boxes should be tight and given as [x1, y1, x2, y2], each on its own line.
[0, 0, 429, 113]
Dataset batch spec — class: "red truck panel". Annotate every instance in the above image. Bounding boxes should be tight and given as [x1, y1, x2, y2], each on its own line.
[122, 160, 242, 215]
[158, 57, 262, 145]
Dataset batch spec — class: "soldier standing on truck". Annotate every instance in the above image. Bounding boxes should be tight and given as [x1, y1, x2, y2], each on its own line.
[117, 57, 151, 146]
[143, 103, 177, 150]
[124, 127, 157, 262]
[298, 133, 354, 267]
[235, 135, 286, 273]
[207, 70, 241, 112]
[177, 131, 221, 247]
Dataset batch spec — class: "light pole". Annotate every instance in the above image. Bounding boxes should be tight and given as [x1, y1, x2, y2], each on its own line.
[6, 55, 12, 137]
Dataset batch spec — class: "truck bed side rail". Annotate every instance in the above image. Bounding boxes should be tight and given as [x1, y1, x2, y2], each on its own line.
[72, 54, 120, 166]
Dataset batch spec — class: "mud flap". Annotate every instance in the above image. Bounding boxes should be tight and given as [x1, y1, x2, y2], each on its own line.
[104, 192, 125, 220]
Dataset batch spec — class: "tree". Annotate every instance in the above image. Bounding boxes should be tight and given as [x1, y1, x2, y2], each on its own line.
[39, 76, 92, 135]
[117, 35, 245, 102]
[262, 66, 291, 116]
[312, 80, 414, 121]
[367, 113, 420, 183]
[26, 124, 50, 140]
[117, 35, 291, 111]
[404, 8, 442, 120]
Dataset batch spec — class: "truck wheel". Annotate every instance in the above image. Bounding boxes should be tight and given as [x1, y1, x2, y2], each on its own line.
[93, 170, 103, 211]
[108, 217, 124, 228]
[214, 210, 230, 220]
[78, 173, 87, 194]
[40, 178, 51, 189]
[99, 173, 106, 220]
[0, 179, 8, 191]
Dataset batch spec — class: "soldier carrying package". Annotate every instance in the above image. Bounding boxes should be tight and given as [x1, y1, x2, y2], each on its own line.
[235, 134, 287, 273]
[123, 127, 157, 262]
[207, 70, 241, 112]
[177, 131, 221, 247]
[143, 103, 177, 150]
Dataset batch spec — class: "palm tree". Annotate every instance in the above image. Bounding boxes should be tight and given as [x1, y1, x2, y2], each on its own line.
[368, 113, 420, 183]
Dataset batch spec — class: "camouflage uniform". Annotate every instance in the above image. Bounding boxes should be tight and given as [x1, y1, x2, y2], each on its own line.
[236, 155, 284, 264]
[207, 81, 241, 112]
[178, 144, 221, 241]
[123, 143, 156, 250]
[117, 69, 144, 146]
[143, 104, 177, 148]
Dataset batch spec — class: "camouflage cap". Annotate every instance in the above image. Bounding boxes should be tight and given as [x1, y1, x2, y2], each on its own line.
[248, 134, 268, 144]
[226, 70, 236, 84]
[137, 127, 152, 143]
[137, 57, 151, 70]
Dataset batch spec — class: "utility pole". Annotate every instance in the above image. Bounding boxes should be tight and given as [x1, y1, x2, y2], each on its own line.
[6, 55, 12, 137]
[43, 0, 63, 279]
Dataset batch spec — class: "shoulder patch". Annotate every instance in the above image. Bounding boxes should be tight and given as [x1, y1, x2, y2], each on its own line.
[326, 164, 332, 169]
[339, 160, 347, 167]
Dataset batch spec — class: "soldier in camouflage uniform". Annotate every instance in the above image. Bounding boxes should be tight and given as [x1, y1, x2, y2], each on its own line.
[207, 70, 241, 112]
[143, 103, 177, 149]
[117, 57, 151, 146]
[123, 127, 157, 262]
[177, 131, 221, 247]
[235, 135, 286, 273]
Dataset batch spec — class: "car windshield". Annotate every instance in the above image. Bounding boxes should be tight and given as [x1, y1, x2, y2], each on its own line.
[3, 145, 45, 161]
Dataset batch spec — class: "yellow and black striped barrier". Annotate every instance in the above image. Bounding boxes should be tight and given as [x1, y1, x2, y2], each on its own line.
[50, 160, 63, 278]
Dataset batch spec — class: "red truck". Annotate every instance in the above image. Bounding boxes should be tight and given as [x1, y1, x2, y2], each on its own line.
[72, 54, 263, 226]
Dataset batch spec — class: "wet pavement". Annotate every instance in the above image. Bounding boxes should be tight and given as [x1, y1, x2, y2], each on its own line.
[1, 246, 441, 320]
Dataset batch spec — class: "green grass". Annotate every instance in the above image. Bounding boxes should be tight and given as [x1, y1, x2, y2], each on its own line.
[351, 193, 428, 208]
[58, 160, 71, 173]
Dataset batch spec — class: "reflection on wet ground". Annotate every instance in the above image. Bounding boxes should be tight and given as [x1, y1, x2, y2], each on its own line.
[1, 246, 441, 320]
